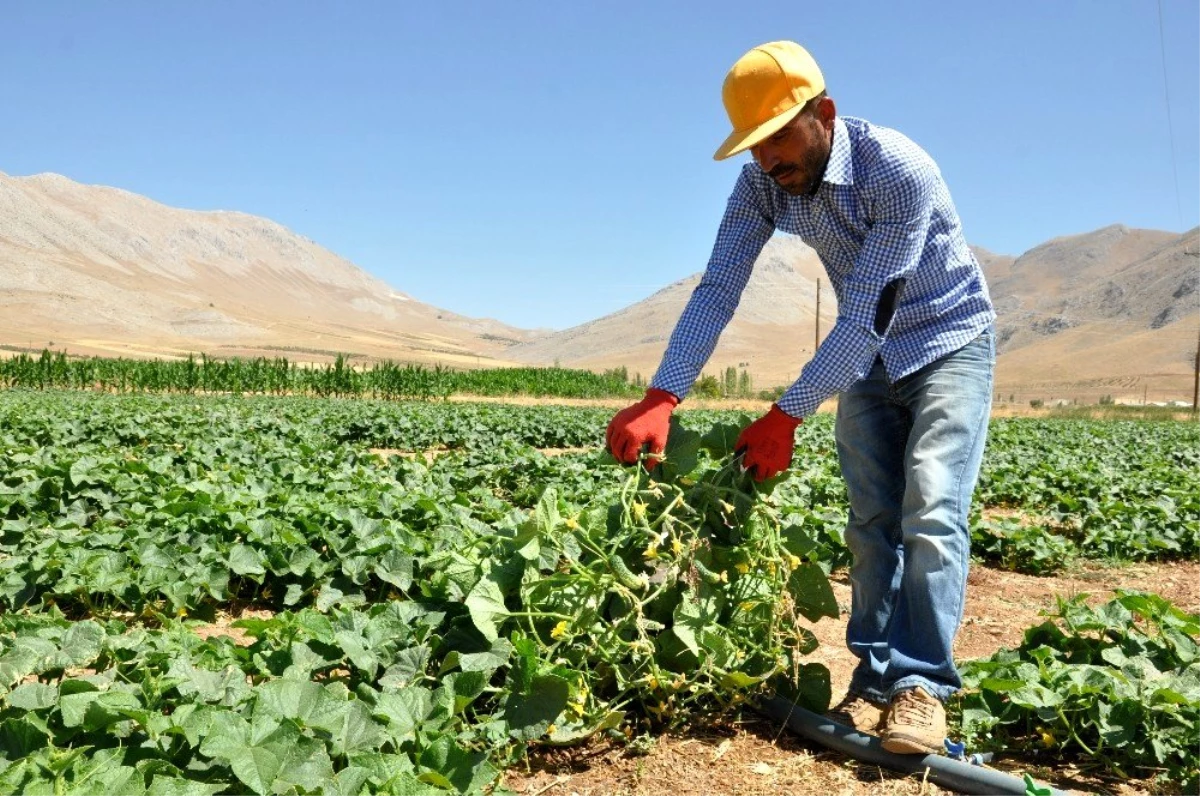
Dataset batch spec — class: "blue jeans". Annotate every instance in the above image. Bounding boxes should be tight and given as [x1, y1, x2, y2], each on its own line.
[836, 329, 994, 704]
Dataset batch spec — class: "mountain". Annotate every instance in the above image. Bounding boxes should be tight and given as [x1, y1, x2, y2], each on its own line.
[0, 171, 535, 365]
[985, 225, 1198, 403]
[2, 170, 1195, 404]
[511, 226, 1199, 404]
[507, 235, 839, 387]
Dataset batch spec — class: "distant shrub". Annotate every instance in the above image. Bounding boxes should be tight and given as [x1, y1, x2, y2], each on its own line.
[692, 374, 722, 399]
[757, 385, 786, 402]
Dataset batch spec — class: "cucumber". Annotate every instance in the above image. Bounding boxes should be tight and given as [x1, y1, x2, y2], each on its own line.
[610, 555, 648, 591]
[693, 558, 725, 586]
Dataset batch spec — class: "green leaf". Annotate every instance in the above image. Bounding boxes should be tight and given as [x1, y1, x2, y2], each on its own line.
[254, 679, 345, 731]
[770, 662, 832, 714]
[374, 687, 435, 741]
[316, 582, 346, 612]
[59, 621, 104, 667]
[501, 673, 570, 742]
[378, 646, 431, 688]
[322, 699, 384, 757]
[146, 777, 226, 796]
[534, 488, 561, 536]
[441, 671, 489, 715]
[0, 716, 51, 758]
[228, 746, 283, 796]
[317, 767, 371, 796]
[658, 417, 701, 480]
[786, 562, 839, 621]
[283, 583, 305, 606]
[700, 421, 744, 459]
[59, 690, 100, 728]
[457, 639, 512, 673]
[7, 682, 58, 711]
[229, 544, 266, 577]
[418, 735, 498, 795]
[465, 574, 508, 642]
[546, 710, 624, 745]
[0, 637, 57, 688]
[198, 710, 250, 759]
[374, 550, 414, 591]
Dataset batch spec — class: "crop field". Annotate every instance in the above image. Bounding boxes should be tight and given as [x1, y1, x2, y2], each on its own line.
[0, 351, 642, 400]
[0, 391, 1196, 795]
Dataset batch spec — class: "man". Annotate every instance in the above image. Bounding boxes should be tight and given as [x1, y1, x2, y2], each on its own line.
[605, 41, 995, 754]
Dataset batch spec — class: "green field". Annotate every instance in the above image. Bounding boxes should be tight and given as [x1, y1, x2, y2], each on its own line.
[0, 351, 641, 400]
[0, 391, 1196, 794]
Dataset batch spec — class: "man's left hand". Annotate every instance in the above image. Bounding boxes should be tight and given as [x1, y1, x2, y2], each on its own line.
[735, 405, 802, 481]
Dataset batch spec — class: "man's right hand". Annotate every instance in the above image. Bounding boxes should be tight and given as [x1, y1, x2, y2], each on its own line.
[605, 388, 679, 467]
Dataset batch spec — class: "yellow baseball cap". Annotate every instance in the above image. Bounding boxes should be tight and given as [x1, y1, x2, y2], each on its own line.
[713, 41, 825, 161]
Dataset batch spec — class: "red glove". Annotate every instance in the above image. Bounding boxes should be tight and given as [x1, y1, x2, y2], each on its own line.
[606, 388, 679, 467]
[735, 405, 802, 482]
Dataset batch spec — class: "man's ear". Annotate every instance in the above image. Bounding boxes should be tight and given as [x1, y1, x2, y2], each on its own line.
[817, 96, 837, 131]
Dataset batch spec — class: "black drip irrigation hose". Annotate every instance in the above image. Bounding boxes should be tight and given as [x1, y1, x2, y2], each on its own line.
[757, 694, 1079, 796]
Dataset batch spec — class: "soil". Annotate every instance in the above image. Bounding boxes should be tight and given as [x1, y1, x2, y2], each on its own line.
[502, 559, 1200, 796]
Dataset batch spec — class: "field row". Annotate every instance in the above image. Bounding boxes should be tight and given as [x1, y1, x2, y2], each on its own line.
[0, 392, 1196, 793]
[0, 351, 641, 400]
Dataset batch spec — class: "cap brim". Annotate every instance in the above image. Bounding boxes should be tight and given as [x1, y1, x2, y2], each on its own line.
[713, 103, 805, 161]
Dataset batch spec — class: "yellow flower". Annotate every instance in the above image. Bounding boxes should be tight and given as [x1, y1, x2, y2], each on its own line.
[643, 542, 659, 560]
[1040, 730, 1056, 748]
[785, 553, 801, 569]
[569, 685, 588, 718]
[546, 724, 556, 735]
[565, 517, 580, 530]
[734, 562, 749, 575]
[719, 500, 735, 514]
[632, 501, 647, 521]
[671, 538, 683, 556]
[550, 620, 568, 639]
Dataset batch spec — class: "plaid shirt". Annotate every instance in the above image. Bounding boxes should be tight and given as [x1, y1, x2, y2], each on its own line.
[651, 116, 995, 418]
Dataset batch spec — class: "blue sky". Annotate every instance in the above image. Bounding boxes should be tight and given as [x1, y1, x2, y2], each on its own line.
[3, 1, 1197, 330]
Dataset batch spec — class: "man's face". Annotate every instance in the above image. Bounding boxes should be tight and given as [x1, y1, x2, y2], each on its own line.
[749, 97, 836, 196]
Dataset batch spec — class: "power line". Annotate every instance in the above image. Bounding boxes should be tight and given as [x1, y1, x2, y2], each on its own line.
[1156, 0, 1185, 229]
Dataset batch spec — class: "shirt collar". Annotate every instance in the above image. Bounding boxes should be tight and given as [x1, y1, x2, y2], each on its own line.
[822, 117, 853, 186]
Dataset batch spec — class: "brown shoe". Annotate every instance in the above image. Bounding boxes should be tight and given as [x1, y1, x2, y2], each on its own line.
[881, 687, 946, 754]
[827, 693, 887, 734]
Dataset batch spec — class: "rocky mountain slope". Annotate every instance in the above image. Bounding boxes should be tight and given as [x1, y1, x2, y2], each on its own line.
[2, 170, 1194, 403]
[985, 225, 1198, 402]
[0, 171, 533, 365]
[510, 226, 1199, 403]
[507, 235, 839, 386]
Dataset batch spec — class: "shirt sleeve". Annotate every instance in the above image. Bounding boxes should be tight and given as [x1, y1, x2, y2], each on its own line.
[650, 169, 774, 401]
[776, 159, 936, 418]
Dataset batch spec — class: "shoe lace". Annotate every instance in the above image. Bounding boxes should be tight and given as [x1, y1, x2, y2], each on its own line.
[892, 690, 936, 725]
[835, 696, 873, 715]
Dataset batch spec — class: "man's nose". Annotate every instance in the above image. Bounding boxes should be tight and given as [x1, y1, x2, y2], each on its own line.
[751, 143, 779, 172]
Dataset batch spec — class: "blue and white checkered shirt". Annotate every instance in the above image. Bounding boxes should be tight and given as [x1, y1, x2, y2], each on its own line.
[651, 116, 995, 418]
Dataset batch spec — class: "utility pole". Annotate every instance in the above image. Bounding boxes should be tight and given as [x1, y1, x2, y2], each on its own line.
[1192, 325, 1199, 415]
[814, 278, 821, 354]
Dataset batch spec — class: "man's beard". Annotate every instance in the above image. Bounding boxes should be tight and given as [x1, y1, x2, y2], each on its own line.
[768, 141, 830, 196]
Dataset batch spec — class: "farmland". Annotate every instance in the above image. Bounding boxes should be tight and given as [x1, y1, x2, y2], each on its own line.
[0, 390, 1197, 795]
